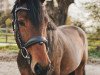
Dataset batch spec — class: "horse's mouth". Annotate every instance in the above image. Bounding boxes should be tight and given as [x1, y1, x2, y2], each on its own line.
[31, 62, 54, 75]
[31, 67, 53, 75]
[31, 69, 48, 75]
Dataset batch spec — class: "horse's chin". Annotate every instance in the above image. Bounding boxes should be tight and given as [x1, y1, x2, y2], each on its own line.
[31, 69, 47, 75]
[31, 70, 36, 75]
[32, 73, 35, 75]
[32, 72, 48, 75]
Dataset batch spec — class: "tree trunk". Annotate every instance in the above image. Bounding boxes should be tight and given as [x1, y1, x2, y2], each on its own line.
[46, 0, 74, 26]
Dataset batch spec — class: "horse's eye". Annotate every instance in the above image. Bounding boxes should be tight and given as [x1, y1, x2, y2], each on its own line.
[18, 21, 25, 26]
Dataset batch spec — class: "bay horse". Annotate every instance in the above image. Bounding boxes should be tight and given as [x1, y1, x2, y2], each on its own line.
[11, 0, 88, 75]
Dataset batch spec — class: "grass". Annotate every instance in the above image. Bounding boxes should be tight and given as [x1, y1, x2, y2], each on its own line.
[0, 32, 16, 43]
[89, 47, 100, 58]
[0, 45, 19, 53]
[88, 39, 100, 58]
[88, 39, 100, 46]
[0, 37, 16, 43]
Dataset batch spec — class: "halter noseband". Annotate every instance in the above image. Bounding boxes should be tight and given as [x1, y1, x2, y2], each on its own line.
[12, 7, 49, 62]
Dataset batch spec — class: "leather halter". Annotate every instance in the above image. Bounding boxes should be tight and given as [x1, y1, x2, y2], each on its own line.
[12, 7, 49, 61]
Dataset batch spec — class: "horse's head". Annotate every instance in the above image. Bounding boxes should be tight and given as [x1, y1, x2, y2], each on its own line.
[12, 0, 51, 75]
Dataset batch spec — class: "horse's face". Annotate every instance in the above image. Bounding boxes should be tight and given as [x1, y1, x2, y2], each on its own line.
[15, 3, 51, 75]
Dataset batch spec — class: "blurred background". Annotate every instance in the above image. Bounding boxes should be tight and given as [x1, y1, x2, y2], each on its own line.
[0, 0, 100, 75]
[0, 0, 99, 57]
[0, 0, 15, 44]
[67, 0, 100, 59]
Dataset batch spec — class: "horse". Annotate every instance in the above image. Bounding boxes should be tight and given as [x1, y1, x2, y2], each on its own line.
[11, 0, 88, 75]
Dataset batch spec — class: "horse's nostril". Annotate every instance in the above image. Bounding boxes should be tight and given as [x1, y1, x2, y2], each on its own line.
[34, 63, 42, 75]
[34, 63, 49, 75]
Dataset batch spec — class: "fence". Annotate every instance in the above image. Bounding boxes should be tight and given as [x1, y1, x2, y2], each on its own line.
[0, 28, 99, 47]
[0, 28, 16, 43]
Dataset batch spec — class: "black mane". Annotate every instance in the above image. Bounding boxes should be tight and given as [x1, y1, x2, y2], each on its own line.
[12, 0, 44, 29]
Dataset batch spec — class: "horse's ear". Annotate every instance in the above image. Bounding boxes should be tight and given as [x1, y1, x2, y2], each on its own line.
[40, 0, 45, 3]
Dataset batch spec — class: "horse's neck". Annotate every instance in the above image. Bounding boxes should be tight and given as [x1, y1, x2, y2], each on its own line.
[44, 7, 65, 53]
[47, 25, 75, 54]
[43, 6, 57, 30]
[47, 26, 64, 51]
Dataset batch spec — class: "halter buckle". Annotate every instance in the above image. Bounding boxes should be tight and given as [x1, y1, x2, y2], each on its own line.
[21, 47, 30, 59]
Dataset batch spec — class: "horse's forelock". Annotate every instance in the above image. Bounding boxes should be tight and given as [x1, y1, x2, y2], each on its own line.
[17, 0, 45, 3]
[16, 0, 26, 4]
[40, 0, 45, 3]
[14, 0, 44, 30]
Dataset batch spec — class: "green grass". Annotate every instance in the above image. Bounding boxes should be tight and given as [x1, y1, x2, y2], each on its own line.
[88, 39, 100, 46]
[0, 32, 16, 43]
[88, 47, 100, 58]
[0, 45, 19, 53]
[88, 36, 100, 58]
[0, 36, 16, 43]
[0, 38, 6, 42]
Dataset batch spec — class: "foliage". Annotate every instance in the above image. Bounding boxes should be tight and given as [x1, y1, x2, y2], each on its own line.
[83, 2, 100, 22]
[83, 2, 100, 33]
[72, 20, 85, 31]
[89, 47, 100, 58]
[0, 12, 12, 28]
[5, 18, 12, 27]
[66, 16, 72, 25]
[88, 33, 100, 58]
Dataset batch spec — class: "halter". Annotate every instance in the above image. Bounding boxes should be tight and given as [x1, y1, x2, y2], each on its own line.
[12, 6, 49, 63]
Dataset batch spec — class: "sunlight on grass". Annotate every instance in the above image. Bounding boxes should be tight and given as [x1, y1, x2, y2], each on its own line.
[0, 33, 16, 43]
[0, 45, 19, 53]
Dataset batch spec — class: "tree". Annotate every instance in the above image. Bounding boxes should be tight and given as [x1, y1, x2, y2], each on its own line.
[83, 2, 100, 32]
[5, 18, 12, 27]
[45, 0, 74, 25]
[72, 20, 85, 30]
[0, 11, 11, 28]
[84, 2, 100, 22]
[83, 2, 100, 49]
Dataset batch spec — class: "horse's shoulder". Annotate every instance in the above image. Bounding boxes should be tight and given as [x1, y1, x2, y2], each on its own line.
[58, 25, 81, 31]
[58, 25, 84, 33]
[58, 25, 86, 38]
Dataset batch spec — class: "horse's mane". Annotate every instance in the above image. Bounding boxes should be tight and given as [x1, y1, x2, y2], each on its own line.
[47, 23, 66, 55]
[12, 0, 44, 29]
[44, 7, 64, 53]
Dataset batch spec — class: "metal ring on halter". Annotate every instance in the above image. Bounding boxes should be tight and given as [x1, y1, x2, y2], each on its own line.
[21, 47, 30, 59]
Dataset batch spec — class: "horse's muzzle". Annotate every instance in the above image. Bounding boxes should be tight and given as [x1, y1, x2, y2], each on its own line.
[34, 63, 50, 75]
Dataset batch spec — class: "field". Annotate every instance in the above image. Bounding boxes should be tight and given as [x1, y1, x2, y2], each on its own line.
[0, 28, 16, 43]
[0, 28, 100, 75]
[88, 36, 100, 58]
